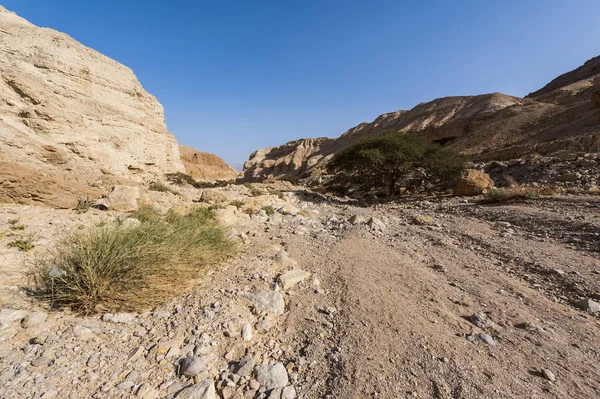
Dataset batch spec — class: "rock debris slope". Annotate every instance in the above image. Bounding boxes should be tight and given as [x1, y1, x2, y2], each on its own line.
[0, 6, 184, 205]
[241, 57, 600, 182]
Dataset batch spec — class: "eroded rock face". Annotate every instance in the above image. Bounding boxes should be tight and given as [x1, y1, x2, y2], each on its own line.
[179, 146, 238, 182]
[0, 6, 185, 205]
[241, 57, 600, 182]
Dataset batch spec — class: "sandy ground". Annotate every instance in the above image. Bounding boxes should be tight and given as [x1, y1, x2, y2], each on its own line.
[1, 191, 599, 398]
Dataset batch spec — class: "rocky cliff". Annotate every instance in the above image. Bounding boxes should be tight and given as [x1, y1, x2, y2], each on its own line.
[0, 6, 185, 206]
[241, 57, 600, 182]
[179, 145, 239, 182]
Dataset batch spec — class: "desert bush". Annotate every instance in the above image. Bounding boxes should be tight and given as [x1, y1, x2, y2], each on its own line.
[75, 197, 94, 214]
[482, 187, 538, 204]
[249, 187, 264, 197]
[29, 207, 236, 314]
[148, 181, 179, 195]
[328, 132, 464, 196]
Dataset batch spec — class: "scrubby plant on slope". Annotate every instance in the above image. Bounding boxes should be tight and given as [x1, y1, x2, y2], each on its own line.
[328, 132, 465, 196]
[29, 206, 236, 314]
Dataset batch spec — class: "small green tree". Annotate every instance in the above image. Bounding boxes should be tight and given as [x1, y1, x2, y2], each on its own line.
[328, 132, 464, 195]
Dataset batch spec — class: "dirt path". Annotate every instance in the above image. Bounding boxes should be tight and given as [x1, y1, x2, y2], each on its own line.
[282, 196, 600, 398]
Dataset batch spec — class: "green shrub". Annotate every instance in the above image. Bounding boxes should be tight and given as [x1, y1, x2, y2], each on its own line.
[249, 187, 264, 197]
[148, 181, 179, 195]
[328, 132, 465, 195]
[29, 207, 236, 314]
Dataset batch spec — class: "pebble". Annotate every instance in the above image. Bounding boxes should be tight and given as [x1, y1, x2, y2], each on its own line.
[541, 369, 556, 382]
[241, 323, 253, 341]
[251, 291, 285, 315]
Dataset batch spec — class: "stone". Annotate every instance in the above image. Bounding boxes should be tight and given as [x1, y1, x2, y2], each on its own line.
[73, 325, 97, 340]
[541, 369, 556, 382]
[250, 291, 285, 315]
[255, 317, 276, 333]
[412, 215, 433, 225]
[557, 153, 578, 161]
[178, 356, 215, 377]
[103, 313, 135, 324]
[477, 333, 495, 345]
[241, 323, 253, 341]
[455, 169, 495, 196]
[347, 215, 365, 225]
[21, 311, 48, 328]
[556, 173, 580, 182]
[176, 380, 216, 399]
[278, 270, 312, 290]
[254, 363, 289, 389]
[367, 217, 386, 231]
[136, 383, 159, 399]
[31, 355, 52, 367]
[233, 356, 256, 377]
[282, 386, 297, 399]
[0, 308, 28, 328]
[99, 186, 141, 212]
[577, 298, 600, 313]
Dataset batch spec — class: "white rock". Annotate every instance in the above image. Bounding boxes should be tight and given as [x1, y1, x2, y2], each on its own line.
[282, 386, 297, 399]
[176, 380, 216, 399]
[178, 355, 215, 377]
[251, 291, 285, 315]
[241, 323, 253, 341]
[278, 269, 312, 290]
[136, 383, 159, 399]
[121, 217, 142, 228]
[254, 362, 289, 389]
[21, 311, 48, 328]
[0, 308, 28, 328]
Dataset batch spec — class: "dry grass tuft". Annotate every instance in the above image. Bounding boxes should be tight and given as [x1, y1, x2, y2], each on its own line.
[29, 206, 236, 314]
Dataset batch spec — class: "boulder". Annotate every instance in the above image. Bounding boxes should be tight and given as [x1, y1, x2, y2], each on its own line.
[278, 270, 312, 290]
[254, 362, 289, 389]
[250, 292, 285, 315]
[455, 169, 494, 196]
[96, 186, 141, 212]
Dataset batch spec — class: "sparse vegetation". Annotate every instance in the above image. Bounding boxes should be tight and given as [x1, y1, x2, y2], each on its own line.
[10, 224, 26, 230]
[482, 187, 538, 203]
[328, 132, 465, 196]
[249, 187, 264, 197]
[29, 207, 236, 314]
[148, 181, 179, 195]
[230, 200, 245, 209]
[261, 205, 275, 216]
[8, 236, 35, 252]
[75, 197, 94, 214]
[165, 172, 233, 189]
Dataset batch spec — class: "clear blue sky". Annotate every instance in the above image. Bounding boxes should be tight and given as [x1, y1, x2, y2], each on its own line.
[3, 1, 600, 169]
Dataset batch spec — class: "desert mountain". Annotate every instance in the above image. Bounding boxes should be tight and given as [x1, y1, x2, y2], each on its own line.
[0, 7, 236, 207]
[179, 145, 239, 182]
[240, 57, 600, 182]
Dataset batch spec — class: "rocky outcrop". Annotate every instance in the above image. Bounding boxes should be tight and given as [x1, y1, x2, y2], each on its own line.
[241, 57, 600, 182]
[454, 169, 495, 196]
[0, 6, 185, 206]
[179, 146, 238, 182]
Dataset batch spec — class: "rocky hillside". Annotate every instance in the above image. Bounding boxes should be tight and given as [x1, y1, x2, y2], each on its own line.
[240, 57, 600, 182]
[179, 146, 239, 182]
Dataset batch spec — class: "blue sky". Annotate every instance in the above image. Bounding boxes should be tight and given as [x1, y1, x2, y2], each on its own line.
[3, 1, 600, 169]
